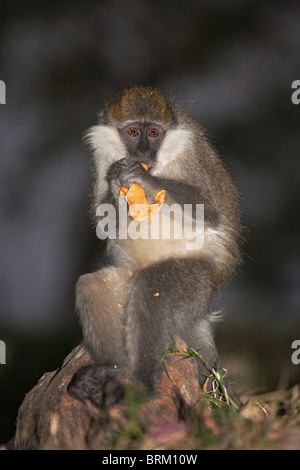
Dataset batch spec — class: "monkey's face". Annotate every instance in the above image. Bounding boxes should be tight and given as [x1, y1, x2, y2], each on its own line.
[118, 122, 166, 169]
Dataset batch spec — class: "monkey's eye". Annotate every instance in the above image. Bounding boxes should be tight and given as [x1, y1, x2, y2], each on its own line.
[129, 128, 139, 137]
[148, 129, 159, 137]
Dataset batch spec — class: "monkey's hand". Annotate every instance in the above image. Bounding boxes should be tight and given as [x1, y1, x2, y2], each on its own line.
[107, 159, 159, 202]
[118, 161, 149, 188]
[106, 158, 128, 185]
[118, 161, 162, 203]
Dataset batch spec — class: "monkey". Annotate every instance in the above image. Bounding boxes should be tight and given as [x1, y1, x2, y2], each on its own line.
[68, 86, 242, 408]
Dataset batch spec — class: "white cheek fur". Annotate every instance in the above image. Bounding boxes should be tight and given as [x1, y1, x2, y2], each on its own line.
[152, 128, 192, 176]
[86, 125, 127, 163]
[86, 125, 127, 201]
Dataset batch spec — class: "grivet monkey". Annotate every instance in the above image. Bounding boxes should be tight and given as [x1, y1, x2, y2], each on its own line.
[68, 86, 242, 407]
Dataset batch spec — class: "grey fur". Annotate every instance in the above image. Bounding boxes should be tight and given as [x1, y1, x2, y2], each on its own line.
[68, 87, 242, 405]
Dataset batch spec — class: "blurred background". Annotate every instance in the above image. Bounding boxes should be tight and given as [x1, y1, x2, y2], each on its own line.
[0, 0, 300, 443]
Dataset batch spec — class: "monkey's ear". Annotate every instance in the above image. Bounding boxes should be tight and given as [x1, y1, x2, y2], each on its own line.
[119, 183, 166, 221]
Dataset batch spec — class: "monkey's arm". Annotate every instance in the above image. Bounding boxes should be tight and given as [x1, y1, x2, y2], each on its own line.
[109, 159, 220, 225]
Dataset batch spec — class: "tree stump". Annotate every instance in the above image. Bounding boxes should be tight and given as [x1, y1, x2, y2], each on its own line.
[13, 338, 202, 450]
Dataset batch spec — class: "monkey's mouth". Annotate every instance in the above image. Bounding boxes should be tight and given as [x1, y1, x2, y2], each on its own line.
[133, 150, 156, 169]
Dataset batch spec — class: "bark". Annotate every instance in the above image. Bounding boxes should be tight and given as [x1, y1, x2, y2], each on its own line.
[13, 339, 202, 450]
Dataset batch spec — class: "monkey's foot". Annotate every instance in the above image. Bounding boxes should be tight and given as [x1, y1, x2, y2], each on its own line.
[67, 365, 125, 408]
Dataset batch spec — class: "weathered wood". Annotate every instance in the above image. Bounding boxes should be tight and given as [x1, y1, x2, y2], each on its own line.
[13, 339, 202, 450]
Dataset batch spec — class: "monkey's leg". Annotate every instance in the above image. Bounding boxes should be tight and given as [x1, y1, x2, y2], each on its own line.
[68, 266, 132, 407]
[125, 257, 220, 392]
[76, 266, 132, 365]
